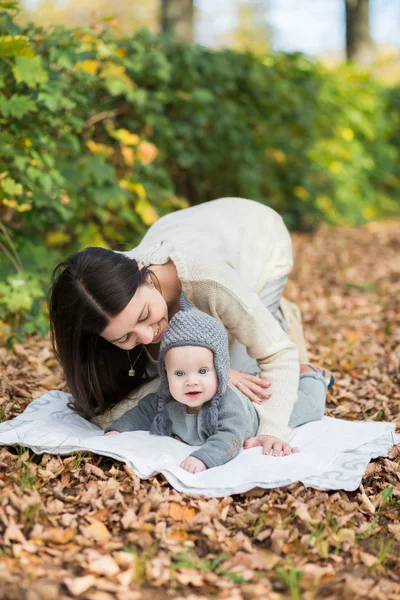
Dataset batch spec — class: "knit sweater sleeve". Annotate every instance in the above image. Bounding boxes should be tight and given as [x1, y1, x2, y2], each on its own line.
[104, 392, 159, 433]
[190, 389, 258, 468]
[192, 276, 299, 442]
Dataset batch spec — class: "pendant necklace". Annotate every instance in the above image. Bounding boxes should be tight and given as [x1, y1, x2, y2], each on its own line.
[127, 346, 144, 376]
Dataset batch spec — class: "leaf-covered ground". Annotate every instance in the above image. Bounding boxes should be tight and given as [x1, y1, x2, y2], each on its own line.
[0, 221, 399, 600]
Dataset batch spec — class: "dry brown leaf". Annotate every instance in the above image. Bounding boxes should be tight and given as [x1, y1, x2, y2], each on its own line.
[86, 592, 115, 600]
[82, 521, 112, 542]
[85, 463, 107, 480]
[4, 520, 26, 545]
[270, 528, 289, 554]
[359, 484, 376, 514]
[31, 527, 76, 545]
[175, 568, 204, 587]
[359, 551, 378, 567]
[87, 555, 120, 577]
[388, 523, 400, 541]
[302, 563, 335, 583]
[169, 502, 196, 521]
[64, 575, 97, 596]
[343, 575, 375, 599]
[168, 529, 189, 542]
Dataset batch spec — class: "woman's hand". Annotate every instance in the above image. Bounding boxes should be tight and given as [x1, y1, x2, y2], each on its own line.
[244, 435, 299, 456]
[104, 430, 120, 436]
[180, 456, 207, 473]
[229, 369, 271, 404]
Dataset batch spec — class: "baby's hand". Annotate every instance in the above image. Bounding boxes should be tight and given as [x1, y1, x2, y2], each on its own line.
[180, 456, 207, 473]
[104, 430, 120, 436]
[244, 435, 299, 456]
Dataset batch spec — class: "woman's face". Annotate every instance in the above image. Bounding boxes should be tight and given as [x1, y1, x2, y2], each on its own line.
[100, 282, 169, 350]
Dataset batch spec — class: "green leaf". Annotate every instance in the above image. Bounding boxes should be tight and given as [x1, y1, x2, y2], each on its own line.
[0, 94, 37, 118]
[100, 63, 134, 96]
[0, 1, 20, 10]
[1, 177, 23, 195]
[381, 486, 394, 502]
[0, 35, 34, 58]
[12, 56, 48, 88]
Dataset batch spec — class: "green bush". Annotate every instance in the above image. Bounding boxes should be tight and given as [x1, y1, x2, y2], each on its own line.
[0, 3, 399, 340]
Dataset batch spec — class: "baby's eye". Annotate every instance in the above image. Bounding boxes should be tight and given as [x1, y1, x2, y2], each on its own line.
[199, 368, 208, 375]
[176, 371, 184, 377]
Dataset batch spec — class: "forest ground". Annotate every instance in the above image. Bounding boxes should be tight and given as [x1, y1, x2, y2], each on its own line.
[0, 221, 399, 600]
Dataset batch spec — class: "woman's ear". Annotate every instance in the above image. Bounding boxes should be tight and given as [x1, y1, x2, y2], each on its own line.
[137, 260, 144, 270]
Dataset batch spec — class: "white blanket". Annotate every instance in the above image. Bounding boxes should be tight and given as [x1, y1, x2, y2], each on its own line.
[0, 391, 398, 498]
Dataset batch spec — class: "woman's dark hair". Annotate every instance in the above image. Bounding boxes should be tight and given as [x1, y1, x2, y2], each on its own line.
[48, 247, 153, 420]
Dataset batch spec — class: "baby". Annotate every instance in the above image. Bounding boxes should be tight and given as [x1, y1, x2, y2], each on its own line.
[104, 292, 259, 472]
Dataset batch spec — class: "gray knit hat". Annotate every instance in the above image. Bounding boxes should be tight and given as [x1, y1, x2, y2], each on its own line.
[149, 291, 230, 437]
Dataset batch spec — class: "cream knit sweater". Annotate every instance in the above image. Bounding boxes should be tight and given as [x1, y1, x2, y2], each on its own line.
[116, 197, 300, 442]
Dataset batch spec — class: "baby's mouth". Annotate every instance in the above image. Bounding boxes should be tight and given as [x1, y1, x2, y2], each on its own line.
[185, 391, 201, 397]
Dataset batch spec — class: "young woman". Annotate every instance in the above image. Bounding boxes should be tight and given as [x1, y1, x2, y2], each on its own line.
[49, 197, 333, 457]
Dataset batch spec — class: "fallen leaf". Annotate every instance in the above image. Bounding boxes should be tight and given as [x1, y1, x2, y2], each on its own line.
[64, 575, 96, 596]
[82, 521, 112, 542]
[359, 551, 378, 567]
[388, 523, 400, 541]
[88, 555, 120, 577]
[343, 575, 374, 599]
[169, 502, 196, 521]
[359, 484, 376, 514]
[168, 529, 189, 542]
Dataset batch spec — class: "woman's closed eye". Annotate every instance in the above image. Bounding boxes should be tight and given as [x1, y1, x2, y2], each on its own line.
[117, 308, 151, 344]
[139, 308, 151, 323]
[119, 333, 132, 344]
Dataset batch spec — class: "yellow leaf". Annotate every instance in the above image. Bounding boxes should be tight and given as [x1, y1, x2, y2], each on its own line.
[2, 199, 17, 208]
[100, 63, 135, 94]
[0, 319, 11, 345]
[330, 161, 342, 174]
[136, 141, 158, 165]
[86, 140, 114, 157]
[136, 197, 159, 225]
[169, 502, 196, 521]
[120, 180, 146, 198]
[169, 196, 190, 209]
[316, 195, 334, 214]
[342, 128, 354, 142]
[60, 190, 70, 205]
[15, 202, 32, 213]
[46, 231, 71, 246]
[84, 521, 111, 541]
[74, 60, 101, 75]
[121, 145, 135, 166]
[363, 207, 376, 220]
[293, 186, 310, 200]
[110, 128, 140, 146]
[266, 147, 286, 164]
[115, 48, 127, 57]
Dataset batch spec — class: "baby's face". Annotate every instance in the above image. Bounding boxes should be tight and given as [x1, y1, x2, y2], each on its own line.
[164, 346, 218, 411]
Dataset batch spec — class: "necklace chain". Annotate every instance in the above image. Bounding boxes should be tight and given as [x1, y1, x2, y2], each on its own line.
[127, 346, 144, 377]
